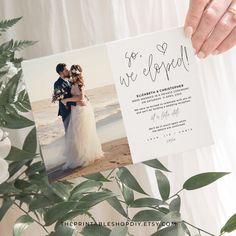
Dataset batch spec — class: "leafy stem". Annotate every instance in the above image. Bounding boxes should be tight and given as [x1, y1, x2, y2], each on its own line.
[0, 192, 47, 199]
[183, 220, 217, 236]
[97, 168, 116, 191]
[167, 188, 184, 201]
[13, 201, 49, 234]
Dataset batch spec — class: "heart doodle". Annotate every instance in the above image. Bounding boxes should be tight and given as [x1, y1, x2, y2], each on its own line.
[156, 43, 168, 55]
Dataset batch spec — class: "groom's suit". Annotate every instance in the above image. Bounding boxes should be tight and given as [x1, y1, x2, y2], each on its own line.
[54, 77, 76, 131]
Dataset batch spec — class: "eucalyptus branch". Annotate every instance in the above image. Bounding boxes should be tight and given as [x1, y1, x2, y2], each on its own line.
[126, 205, 129, 221]
[0, 192, 46, 199]
[15, 169, 27, 179]
[183, 220, 217, 236]
[97, 168, 116, 191]
[13, 201, 49, 234]
[106, 168, 116, 179]
[86, 212, 97, 224]
[117, 198, 217, 235]
[167, 188, 184, 201]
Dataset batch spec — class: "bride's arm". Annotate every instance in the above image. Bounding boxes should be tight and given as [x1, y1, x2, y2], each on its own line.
[62, 86, 86, 106]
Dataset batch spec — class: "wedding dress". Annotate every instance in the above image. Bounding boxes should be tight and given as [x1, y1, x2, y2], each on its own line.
[62, 85, 103, 169]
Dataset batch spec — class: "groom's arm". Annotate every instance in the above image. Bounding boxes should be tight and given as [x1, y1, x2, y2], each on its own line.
[62, 95, 83, 102]
[54, 80, 61, 91]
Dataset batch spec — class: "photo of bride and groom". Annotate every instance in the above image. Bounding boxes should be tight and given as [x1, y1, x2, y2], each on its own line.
[53, 63, 103, 171]
[22, 45, 133, 183]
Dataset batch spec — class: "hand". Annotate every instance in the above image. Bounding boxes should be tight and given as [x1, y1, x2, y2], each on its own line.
[184, 0, 236, 58]
[77, 100, 86, 106]
[61, 99, 67, 106]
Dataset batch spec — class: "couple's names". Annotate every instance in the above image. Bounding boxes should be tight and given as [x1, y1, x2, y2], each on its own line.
[120, 43, 190, 88]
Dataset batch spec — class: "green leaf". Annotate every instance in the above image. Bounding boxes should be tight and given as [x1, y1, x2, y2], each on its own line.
[5, 146, 38, 161]
[169, 196, 181, 212]
[132, 210, 164, 222]
[181, 222, 191, 236]
[11, 57, 23, 65]
[56, 209, 88, 225]
[48, 223, 76, 236]
[8, 159, 30, 178]
[70, 180, 101, 197]
[81, 225, 111, 236]
[23, 127, 37, 153]
[155, 170, 170, 201]
[0, 70, 21, 104]
[28, 173, 49, 186]
[0, 182, 20, 194]
[158, 207, 170, 214]
[14, 89, 31, 112]
[14, 102, 28, 112]
[50, 182, 72, 201]
[13, 215, 34, 236]
[151, 224, 184, 236]
[25, 161, 45, 176]
[221, 213, 236, 234]
[0, 17, 22, 34]
[77, 191, 117, 209]
[117, 167, 147, 195]
[143, 159, 170, 172]
[119, 182, 134, 206]
[15, 194, 34, 206]
[110, 226, 128, 236]
[83, 172, 110, 182]
[5, 103, 18, 115]
[0, 110, 35, 128]
[12, 40, 37, 51]
[129, 197, 164, 208]
[106, 196, 127, 218]
[161, 211, 181, 224]
[0, 70, 8, 77]
[183, 172, 230, 190]
[14, 179, 31, 189]
[0, 197, 12, 221]
[29, 196, 53, 211]
[44, 202, 78, 226]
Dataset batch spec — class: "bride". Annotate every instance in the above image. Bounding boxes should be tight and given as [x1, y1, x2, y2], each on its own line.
[61, 64, 103, 170]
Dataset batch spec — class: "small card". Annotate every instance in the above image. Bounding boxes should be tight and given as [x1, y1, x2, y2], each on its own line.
[106, 27, 213, 163]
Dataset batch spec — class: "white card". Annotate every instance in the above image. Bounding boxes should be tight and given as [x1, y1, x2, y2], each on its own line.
[106, 27, 213, 163]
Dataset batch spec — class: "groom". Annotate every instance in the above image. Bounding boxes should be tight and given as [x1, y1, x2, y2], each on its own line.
[54, 63, 76, 132]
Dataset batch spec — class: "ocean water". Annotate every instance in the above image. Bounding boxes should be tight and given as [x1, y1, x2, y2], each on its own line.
[97, 113, 127, 143]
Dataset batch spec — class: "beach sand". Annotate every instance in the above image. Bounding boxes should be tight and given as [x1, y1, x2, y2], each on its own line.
[48, 137, 132, 182]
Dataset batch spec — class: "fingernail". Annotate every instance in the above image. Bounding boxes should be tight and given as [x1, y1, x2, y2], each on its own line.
[212, 50, 219, 55]
[184, 26, 193, 38]
[197, 51, 205, 59]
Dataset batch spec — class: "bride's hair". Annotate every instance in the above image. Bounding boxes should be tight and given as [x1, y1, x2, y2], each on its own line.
[70, 64, 84, 91]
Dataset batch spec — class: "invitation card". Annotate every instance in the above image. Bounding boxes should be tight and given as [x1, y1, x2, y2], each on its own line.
[106, 27, 213, 163]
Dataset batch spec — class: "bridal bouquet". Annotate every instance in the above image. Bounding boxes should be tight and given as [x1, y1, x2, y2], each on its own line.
[51, 87, 68, 103]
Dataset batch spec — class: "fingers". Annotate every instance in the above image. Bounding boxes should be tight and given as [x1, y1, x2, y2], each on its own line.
[192, 0, 232, 55]
[214, 27, 236, 54]
[198, 9, 236, 57]
[184, 0, 210, 37]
